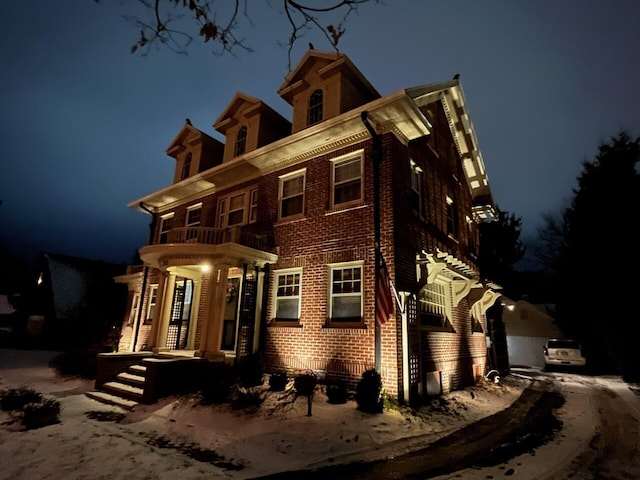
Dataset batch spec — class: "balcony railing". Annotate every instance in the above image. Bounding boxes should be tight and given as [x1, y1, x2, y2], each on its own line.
[160, 226, 273, 251]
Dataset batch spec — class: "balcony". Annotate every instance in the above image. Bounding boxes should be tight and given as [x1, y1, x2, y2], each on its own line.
[140, 226, 278, 269]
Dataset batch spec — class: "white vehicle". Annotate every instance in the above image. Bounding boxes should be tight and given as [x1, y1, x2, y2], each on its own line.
[543, 338, 586, 369]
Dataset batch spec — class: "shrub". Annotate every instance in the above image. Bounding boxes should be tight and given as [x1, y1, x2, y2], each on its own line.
[326, 381, 348, 404]
[0, 387, 43, 412]
[199, 362, 235, 404]
[238, 353, 265, 388]
[268, 372, 288, 391]
[49, 347, 99, 379]
[21, 398, 61, 429]
[355, 369, 384, 414]
[229, 386, 264, 410]
[293, 371, 317, 397]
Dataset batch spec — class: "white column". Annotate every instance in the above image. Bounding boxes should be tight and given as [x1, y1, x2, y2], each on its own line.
[153, 271, 176, 353]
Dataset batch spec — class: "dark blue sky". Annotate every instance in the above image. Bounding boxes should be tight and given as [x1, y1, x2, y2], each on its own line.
[1, 1, 639, 265]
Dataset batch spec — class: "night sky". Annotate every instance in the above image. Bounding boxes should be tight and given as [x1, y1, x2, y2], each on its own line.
[1, 1, 639, 266]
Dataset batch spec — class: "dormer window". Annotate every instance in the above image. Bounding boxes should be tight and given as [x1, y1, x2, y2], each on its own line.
[235, 126, 247, 156]
[181, 153, 192, 180]
[307, 89, 323, 126]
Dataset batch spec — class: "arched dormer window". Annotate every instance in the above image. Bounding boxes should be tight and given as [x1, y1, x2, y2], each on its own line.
[181, 153, 192, 180]
[235, 126, 247, 156]
[307, 89, 323, 126]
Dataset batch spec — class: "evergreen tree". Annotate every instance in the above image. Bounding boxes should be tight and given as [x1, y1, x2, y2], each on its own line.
[554, 132, 640, 378]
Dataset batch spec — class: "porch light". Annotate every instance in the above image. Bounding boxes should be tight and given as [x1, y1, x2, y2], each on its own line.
[201, 264, 211, 273]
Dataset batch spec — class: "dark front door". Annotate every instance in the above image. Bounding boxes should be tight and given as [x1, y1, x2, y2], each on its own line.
[166, 278, 193, 350]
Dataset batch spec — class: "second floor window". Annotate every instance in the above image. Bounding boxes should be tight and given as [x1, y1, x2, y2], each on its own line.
[329, 263, 363, 325]
[159, 213, 174, 244]
[181, 153, 192, 180]
[274, 270, 302, 323]
[332, 154, 363, 208]
[217, 188, 258, 228]
[279, 170, 305, 220]
[235, 126, 247, 156]
[446, 195, 458, 237]
[308, 89, 323, 126]
[186, 204, 202, 240]
[410, 159, 424, 217]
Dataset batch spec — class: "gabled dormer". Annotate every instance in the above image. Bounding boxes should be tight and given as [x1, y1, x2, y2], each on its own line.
[166, 121, 224, 184]
[213, 92, 291, 163]
[277, 50, 380, 134]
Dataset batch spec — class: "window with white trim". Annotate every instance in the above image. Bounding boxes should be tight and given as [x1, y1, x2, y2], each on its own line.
[127, 293, 140, 326]
[273, 269, 302, 324]
[159, 213, 174, 244]
[410, 159, 424, 217]
[145, 285, 158, 324]
[217, 187, 258, 228]
[419, 282, 452, 331]
[279, 170, 305, 220]
[446, 195, 458, 237]
[181, 153, 192, 180]
[185, 203, 202, 240]
[329, 263, 363, 325]
[331, 153, 363, 208]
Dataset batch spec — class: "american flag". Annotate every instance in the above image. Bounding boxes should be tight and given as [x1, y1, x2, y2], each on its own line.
[376, 256, 394, 326]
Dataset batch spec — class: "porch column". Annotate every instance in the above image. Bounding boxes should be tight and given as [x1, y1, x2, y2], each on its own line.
[146, 270, 167, 350]
[186, 278, 202, 350]
[196, 265, 229, 361]
[153, 271, 176, 353]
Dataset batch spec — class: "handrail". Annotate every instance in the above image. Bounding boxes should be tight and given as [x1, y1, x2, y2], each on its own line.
[160, 226, 272, 251]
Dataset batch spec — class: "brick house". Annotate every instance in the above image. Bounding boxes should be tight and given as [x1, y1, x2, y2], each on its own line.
[108, 50, 500, 404]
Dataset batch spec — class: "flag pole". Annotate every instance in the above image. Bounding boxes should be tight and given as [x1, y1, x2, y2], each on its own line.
[361, 111, 382, 373]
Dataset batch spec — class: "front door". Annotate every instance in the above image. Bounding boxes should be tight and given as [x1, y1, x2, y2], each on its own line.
[166, 278, 193, 350]
[220, 277, 241, 351]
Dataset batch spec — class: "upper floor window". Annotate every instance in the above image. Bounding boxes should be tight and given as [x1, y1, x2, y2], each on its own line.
[446, 195, 458, 237]
[159, 213, 174, 244]
[279, 170, 305, 220]
[419, 282, 453, 332]
[331, 153, 363, 208]
[235, 126, 247, 156]
[273, 269, 302, 324]
[127, 293, 140, 326]
[410, 159, 424, 218]
[181, 153, 192, 180]
[308, 89, 323, 126]
[185, 204, 202, 240]
[217, 188, 258, 228]
[328, 263, 363, 326]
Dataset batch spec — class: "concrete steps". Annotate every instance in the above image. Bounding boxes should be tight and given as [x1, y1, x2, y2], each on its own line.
[86, 362, 149, 410]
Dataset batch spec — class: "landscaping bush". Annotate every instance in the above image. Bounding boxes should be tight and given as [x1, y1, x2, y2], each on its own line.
[268, 372, 288, 391]
[0, 387, 43, 412]
[237, 353, 265, 387]
[326, 380, 348, 404]
[20, 398, 61, 430]
[229, 386, 264, 410]
[49, 347, 100, 379]
[199, 362, 235, 404]
[293, 371, 317, 397]
[355, 369, 384, 413]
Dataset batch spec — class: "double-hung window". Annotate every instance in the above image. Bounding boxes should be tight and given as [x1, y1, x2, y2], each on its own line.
[217, 188, 258, 228]
[181, 153, 192, 180]
[279, 170, 305, 220]
[331, 153, 363, 208]
[329, 263, 363, 325]
[146, 285, 158, 324]
[185, 203, 202, 241]
[419, 282, 452, 331]
[235, 126, 247, 156]
[159, 213, 174, 244]
[308, 89, 323, 126]
[273, 269, 302, 324]
[410, 159, 424, 218]
[446, 195, 458, 237]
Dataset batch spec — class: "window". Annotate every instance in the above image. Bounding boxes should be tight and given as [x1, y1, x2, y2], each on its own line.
[159, 213, 174, 244]
[146, 285, 158, 324]
[217, 188, 258, 228]
[329, 263, 363, 325]
[181, 153, 192, 180]
[185, 204, 201, 240]
[127, 293, 140, 326]
[410, 159, 424, 217]
[308, 89, 323, 126]
[446, 195, 458, 237]
[235, 126, 247, 156]
[331, 154, 363, 208]
[419, 282, 452, 331]
[279, 170, 305, 220]
[273, 269, 302, 323]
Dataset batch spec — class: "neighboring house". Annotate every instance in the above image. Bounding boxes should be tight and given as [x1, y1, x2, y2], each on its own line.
[21, 252, 127, 349]
[502, 298, 564, 369]
[110, 50, 501, 404]
[0, 294, 17, 344]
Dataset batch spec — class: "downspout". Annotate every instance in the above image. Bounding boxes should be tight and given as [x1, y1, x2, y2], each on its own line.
[361, 111, 382, 373]
[133, 201, 156, 352]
